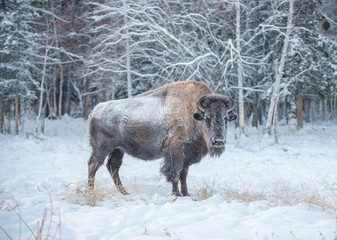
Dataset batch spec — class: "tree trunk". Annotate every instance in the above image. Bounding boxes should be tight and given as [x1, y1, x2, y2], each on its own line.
[111, 79, 115, 100]
[58, 64, 64, 119]
[305, 98, 310, 122]
[319, 99, 323, 121]
[330, 97, 334, 120]
[283, 100, 287, 123]
[311, 99, 317, 123]
[1, 101, 4, 133]
[41, 101, 47, 133]
[15, 98, 19, 135]
[53, 17, 64, 119]
[273, 103, 279, 144]
[123, 0, 132, 98]
[83, 77, 90, 118]
[7, 103, 11, 134]
[324, 98, 328, 121]
[287, 96, 297, 132]
[265, 0, 294, 135]
[66, 67, 72, 115]
[66, 0, 76, 114]
[236, 0, 244, 134]
[34, 25, 50, 133]
[53, 74, 57, 117]
[333, 97, 337, 119]
[252, 93, 258, 128]
[297, 96, 303, 129]
[45, 80, 53, 119]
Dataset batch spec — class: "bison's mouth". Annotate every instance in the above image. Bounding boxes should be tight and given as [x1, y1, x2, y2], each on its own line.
[210, 146, 225, 157]
[208, 137, 226, 157]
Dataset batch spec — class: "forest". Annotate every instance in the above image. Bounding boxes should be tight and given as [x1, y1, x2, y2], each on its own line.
[1, 0, 337, 138]
[1, 1, 337, 238]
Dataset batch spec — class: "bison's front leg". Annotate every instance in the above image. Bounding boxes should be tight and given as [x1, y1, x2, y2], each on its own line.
[180, 167, 190, 196]
[161, 150, 184, 196]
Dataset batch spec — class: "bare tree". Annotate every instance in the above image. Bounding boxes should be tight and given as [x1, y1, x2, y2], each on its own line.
[123, 0, 132, 98]
[265, 0, 294, 138]
[236, 0, 245, 134]
[34, 21, 52, 133]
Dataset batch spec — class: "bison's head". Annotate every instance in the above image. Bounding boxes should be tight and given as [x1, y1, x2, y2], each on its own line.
[193, 94, 237, 157]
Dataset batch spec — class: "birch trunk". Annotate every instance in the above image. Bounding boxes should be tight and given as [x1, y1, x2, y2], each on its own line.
[236, 0, 244, 134]
[273, 103, 279, 144]
[123, 0, 132, 98]
[58, 64, 64, 119]
[53, 18, 64, 119]
[66, 0, 76, 114]
[53, 75, 57, 117]
[34, 28, 50, 133]
[265, 0, 294, 135]
[15, 97, 19, 135]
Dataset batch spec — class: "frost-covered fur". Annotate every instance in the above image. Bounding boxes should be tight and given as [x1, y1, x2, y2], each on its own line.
[88, 80, 235, 196]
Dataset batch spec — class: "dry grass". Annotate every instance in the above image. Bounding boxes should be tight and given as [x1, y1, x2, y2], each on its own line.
[268, 181, 337, 212]
[64, 176, 337, 214]
[63, 179, 145, 207]
[193, 180, 217, 201]
[0, 199, 61, 240]
[63, 183, 120, 207]
[222, 183, 266, 203]
[193, 178, 337, 214]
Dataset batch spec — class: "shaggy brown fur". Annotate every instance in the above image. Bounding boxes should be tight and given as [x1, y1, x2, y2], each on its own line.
[162, 81, 213, 147]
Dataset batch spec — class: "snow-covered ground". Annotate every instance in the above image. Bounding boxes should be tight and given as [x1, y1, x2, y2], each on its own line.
[1, 116, 337, 240]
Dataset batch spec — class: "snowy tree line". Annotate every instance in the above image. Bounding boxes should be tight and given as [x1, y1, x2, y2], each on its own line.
[1, 0, 336, 137]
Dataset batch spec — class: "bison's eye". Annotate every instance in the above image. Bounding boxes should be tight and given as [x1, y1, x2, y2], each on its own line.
[205, 116, 212, 125]
[193, 112, 204, 121]
[226, 112, 238, 121]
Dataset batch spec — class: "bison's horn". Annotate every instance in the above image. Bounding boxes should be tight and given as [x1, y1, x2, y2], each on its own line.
[226, 97, 235, 112]
[197, 96, 207, 112]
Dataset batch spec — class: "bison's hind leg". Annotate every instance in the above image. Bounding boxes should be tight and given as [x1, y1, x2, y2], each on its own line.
[88, 150, 107, 188]
[106, 148, 129, 195]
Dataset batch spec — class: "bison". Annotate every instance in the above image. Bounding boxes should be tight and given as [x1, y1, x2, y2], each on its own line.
[88, 80, 237, 196]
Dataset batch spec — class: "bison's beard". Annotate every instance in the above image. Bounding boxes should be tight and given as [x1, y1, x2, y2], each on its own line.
[209, 146, 225, 158]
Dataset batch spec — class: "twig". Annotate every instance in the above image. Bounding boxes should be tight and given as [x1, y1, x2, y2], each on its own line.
[0, 225, 13, 240]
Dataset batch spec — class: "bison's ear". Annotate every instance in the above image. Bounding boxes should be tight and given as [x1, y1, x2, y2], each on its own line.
[226, 111, 237, 121]
[193, 112, 204, 121]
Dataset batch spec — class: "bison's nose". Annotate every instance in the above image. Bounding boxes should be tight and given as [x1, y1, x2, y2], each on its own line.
[211, 137, 226, 147]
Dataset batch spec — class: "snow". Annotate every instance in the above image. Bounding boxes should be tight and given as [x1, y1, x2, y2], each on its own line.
[1, 117, 337, 240]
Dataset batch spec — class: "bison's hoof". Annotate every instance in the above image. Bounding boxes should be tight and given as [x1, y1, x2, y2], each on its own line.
[117, 185, 130, 195]
[182, 192, 190, 197]
[120, 189, 130, 195]
[172, 191, 182, 197]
